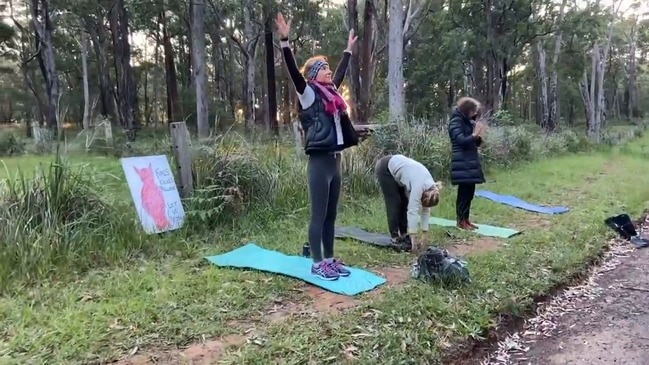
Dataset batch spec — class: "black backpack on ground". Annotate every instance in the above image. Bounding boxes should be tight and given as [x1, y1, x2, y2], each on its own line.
[411, 247, 471, 285]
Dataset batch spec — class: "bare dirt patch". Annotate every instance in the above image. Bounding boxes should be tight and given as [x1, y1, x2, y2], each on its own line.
[300, 265, 413, 314]
[448, 237, 502, 257]
[114, 334, 248, 365]
[113, 266, 413, 364]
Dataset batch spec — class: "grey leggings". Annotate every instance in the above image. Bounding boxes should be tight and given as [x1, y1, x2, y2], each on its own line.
[376, 155, 408, 238]
[307, 153, 341, 263]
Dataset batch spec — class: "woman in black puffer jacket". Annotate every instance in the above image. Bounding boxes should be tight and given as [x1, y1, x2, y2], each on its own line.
[448, 97, 486, 230]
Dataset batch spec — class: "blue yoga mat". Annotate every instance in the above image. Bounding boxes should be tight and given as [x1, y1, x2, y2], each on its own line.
[475, 190, 570, 215]
[205, 243, 387, 296]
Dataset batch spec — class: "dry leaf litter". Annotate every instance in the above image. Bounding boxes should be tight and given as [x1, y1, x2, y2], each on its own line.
[480, 216, 648, 365]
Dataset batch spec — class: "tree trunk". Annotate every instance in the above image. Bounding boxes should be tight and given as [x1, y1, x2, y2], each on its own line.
[80, 24, 91, 130]
[242, 0, 258, 130]
[30, 0, 59, 132]
[192, 0, 209, 138]
[86, 17, 117, 122]
[535, 41, 550, 130]
[346, 0, 377, 124]
[580, 44, 599, 142]
[153, 22, 161, 126]
[264, 11, 278, 136]
[161, 10, 182, 123]
[547, 0, 567, 129]
[627, 17, 637, 119]
[387, 0, 405, 123]
[109, 0, 138, 140]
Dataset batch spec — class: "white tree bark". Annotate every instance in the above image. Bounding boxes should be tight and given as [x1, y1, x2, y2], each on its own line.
[192, 0, 209, 138]
[243, 0, 257, 131]
[627, 17, 638, 119]
[388, 0, 405, 123]
[80, 26, 91, 130]
[580, 43, 599, 142]
[547, 0, 567, 129]
[535, 41, 549, 130]
[387, 0, 426, 123]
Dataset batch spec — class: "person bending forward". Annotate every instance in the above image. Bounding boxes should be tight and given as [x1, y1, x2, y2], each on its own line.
[375, 154, 440, 252]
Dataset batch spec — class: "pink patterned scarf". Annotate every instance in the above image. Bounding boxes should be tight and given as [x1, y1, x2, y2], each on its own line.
[309, 81, 347, 116]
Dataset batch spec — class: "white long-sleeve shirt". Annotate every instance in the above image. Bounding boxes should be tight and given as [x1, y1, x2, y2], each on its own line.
[387, 154, 436, 234]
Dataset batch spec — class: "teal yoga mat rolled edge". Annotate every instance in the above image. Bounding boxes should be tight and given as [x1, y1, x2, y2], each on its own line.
[204, 243, 388, 296]
[429, 217, 522, 238]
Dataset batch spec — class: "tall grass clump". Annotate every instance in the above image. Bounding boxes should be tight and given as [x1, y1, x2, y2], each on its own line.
[0, 153, 143, 288]
[184, 133, 309, 233]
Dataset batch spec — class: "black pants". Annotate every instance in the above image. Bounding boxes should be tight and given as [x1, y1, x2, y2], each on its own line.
[376, 155, 408, 238]
[307, 153, 341, 263]
[456, 183, 476, 222]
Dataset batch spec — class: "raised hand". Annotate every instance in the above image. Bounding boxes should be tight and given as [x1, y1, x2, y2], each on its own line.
[346, 29, 358, 52]
[473, 121, 486, 136]
[275, 13, 291, 39]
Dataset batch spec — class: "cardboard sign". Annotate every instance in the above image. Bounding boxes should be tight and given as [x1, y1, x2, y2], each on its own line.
[120, 155, 185, 234]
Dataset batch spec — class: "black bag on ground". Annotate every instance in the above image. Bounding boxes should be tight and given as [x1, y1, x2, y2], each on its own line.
[604, 214, 649, 248]
[411, 247, 471, 284]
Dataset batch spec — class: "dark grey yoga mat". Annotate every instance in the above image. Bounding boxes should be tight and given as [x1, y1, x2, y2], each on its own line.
[334, 226, 393, 247]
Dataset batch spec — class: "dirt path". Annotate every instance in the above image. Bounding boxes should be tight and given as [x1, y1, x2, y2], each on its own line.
[481, 216, 649, 365]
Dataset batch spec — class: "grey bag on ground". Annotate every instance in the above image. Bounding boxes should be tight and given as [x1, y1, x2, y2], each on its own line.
[411, 246, 471, 284]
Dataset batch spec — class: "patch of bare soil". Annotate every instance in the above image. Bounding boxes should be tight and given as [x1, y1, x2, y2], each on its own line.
[448, 237, 502, 257]
[113, 266, 412, 365]
[114, 334, 248, 365]
[300, 266, 413, 314]
[479, 216, 649, 365]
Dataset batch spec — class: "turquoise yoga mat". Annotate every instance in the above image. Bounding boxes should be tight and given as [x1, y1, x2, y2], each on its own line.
[205, 243, 387, 296]
[429, 217, 521, 238]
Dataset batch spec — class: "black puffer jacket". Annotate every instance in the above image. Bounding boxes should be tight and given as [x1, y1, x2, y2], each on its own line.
[448, 107, 485, 185]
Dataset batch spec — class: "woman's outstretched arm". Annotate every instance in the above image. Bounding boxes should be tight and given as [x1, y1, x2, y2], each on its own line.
[280, 38, 307, 94]
[332, 50, 352, 89]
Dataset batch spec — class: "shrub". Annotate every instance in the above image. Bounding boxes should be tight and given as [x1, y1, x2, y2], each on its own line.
[0, 153, 144, 287]
[363, 116, 612, 178]
[0, 132, 26, 156]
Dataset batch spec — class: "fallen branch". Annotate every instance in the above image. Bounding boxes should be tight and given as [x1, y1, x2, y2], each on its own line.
[620, 285, 649, 293]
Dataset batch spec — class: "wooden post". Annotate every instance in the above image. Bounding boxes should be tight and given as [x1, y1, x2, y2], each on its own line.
[170, 122, 193, 198]
[104, 120, 113, 146]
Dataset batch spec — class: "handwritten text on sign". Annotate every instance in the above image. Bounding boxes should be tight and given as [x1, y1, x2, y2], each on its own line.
[120, 155, 185, 234]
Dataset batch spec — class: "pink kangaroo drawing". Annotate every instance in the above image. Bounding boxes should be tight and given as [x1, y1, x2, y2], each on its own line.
[134, 163, 171, 231]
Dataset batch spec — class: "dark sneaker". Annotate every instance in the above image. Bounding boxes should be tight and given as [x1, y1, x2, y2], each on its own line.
[390, 236, 412, 252]
[311, 261, 339, 281]
[330, 259, 351, 277]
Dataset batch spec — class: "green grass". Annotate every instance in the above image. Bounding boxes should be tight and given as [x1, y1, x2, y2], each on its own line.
[1, 132, 649, 364]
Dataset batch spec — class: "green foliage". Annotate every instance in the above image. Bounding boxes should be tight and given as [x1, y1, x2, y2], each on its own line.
[359, 116, 605, 181]
[0, 153, 142, 286]
[0, 132, 25, 156]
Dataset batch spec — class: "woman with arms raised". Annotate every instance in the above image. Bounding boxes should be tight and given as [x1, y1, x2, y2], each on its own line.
[276, 13, 360, 281]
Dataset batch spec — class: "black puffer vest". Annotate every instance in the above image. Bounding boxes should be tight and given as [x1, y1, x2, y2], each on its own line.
[298, 87, 358, 154]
